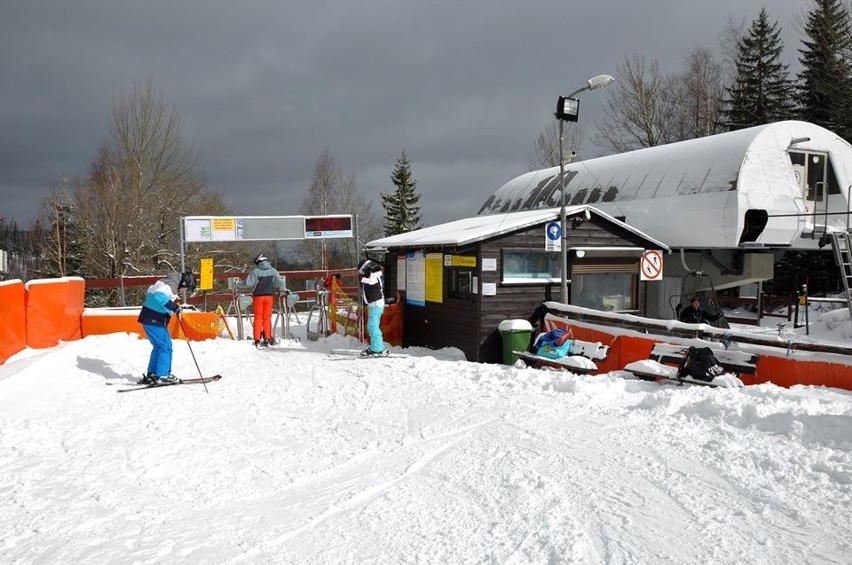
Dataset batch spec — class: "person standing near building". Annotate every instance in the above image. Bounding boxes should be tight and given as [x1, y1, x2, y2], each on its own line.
[237, 254, 289, 347]
[137, 271, 194, 384]
[358, 258, 386, 356]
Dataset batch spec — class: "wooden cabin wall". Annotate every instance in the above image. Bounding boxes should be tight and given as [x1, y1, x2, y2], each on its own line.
[384, 215, 661, 364]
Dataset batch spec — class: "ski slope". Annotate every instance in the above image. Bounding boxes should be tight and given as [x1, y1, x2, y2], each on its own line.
[1, 324, 851, 564]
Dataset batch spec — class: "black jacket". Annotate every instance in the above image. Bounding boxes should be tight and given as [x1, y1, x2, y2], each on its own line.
[679, 305, 719, 324]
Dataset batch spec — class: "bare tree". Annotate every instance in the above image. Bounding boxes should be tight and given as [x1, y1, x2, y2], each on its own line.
[39, 176, 78, 278]
[666, 47, 726, 140]
[299, 147, 375, 270]
[73, 79, 219, 303]
[339, 172, 381, 264]
[527, 121, 585, 170]
[595, 54, 670, 152]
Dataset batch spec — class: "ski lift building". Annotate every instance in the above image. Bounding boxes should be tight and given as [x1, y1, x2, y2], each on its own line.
[479, 121, 852, 300]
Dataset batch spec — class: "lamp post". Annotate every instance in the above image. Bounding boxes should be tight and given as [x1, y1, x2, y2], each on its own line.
[555, 74, 615, 303]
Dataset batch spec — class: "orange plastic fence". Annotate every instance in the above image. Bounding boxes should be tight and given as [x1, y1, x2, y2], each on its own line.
[81, 308, 146, 338]
[24, 277, 85, 349]
[0, 280, 27, 363]
[544, 315, 852, 391]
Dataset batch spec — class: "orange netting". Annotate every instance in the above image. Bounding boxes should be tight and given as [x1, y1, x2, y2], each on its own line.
[176, 311, 219, 341]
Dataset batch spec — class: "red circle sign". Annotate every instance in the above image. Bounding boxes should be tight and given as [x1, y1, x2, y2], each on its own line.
[641, 251, 663, 280]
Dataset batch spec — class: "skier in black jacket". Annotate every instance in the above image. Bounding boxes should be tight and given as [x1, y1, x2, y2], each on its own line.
[679, 296, 720, 324]
[358, 258, 386, 356]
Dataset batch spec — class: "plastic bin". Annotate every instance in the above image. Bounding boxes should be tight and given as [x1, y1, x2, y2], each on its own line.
[498, 319, 533, 365]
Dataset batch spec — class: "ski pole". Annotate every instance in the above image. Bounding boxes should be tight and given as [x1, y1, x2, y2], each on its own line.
[178, 313, 209, 394]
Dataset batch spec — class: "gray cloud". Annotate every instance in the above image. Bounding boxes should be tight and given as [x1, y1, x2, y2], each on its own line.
[1, 0, 806, 228]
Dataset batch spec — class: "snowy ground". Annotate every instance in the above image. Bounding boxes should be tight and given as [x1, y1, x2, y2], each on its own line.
[1, 315, 852, 564]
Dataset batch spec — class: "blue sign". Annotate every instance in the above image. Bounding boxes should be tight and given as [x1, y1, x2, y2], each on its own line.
[545, 221, 561, 251]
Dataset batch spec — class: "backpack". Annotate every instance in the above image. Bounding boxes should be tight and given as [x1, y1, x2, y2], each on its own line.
[533, 328, 573, 359]
[677, 346, 726, 382]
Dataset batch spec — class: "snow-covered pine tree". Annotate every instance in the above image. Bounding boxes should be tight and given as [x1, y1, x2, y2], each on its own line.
[797, 0, 852, 142]
[381, 150, 422, 236]
[722, 7, 795, 130]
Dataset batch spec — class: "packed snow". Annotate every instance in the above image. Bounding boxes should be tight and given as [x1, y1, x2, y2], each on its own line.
[2, 313, 852, 564]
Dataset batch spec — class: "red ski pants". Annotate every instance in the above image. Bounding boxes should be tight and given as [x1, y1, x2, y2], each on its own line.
[252, 295, 274, 342]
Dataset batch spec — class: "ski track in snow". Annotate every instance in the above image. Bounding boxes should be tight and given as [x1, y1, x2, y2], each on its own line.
[1, 332, 851, 564]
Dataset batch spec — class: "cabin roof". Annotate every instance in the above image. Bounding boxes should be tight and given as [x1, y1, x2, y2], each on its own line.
[365, 204, 670, 251]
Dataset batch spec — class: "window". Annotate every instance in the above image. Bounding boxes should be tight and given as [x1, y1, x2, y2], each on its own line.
[571, 260, 638, 312]
[448, 269, 473, 300]
[502, 250, 561, 284]
[572, 273, 637, 311]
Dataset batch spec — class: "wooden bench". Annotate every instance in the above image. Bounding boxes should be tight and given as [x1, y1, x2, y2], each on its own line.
[513, 339, 610, 375]
[624, 342, 756, 388]
[646, 343, 758, 376]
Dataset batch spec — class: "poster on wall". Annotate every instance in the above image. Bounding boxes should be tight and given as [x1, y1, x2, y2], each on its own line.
[406, 251, 426, 306]
[425, 253, 443, 303]
[396, 255, 407, 291]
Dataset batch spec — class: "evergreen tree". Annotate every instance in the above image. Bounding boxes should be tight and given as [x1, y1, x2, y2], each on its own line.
[722, 8, 796, 130]
[797, 0, 852, 141]
[381, 151, 422, 236]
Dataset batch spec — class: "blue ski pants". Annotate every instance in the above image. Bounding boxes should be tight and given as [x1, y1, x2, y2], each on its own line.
[366, 303, 385, 352]
[143, 324, 173, 377]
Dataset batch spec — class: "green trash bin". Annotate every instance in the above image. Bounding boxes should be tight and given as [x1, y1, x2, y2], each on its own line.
[498, 319, 533, 365]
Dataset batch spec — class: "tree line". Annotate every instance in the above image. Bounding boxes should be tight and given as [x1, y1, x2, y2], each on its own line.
[529, 0, 852, 166]
[4, 0, 848, 301]
[1, 80, 422, 304]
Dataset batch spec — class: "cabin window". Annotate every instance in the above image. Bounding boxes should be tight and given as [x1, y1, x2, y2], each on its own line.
[447, 269, 474, 300]
[501, 250, 561, 283]
[571, 260, 638, 312]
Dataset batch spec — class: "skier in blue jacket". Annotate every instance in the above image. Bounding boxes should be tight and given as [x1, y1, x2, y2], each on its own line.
[137, 271, 194, 384]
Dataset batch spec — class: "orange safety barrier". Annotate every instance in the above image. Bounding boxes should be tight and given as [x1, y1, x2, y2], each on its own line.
[360, 299, 403, 347]
[81, 308, 146, 338]
[24, 277, 85, 349]
[0, 280, 27, 363]
[543, 314, 852, 391]
[81, 308, 219, 341]
[62, 278, 85, 342]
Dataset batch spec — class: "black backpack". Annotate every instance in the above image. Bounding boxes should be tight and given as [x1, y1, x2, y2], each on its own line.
[677, 346, 726, 382]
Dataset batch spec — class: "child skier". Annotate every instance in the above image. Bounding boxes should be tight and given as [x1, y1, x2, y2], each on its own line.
[137, 271, 195, 384]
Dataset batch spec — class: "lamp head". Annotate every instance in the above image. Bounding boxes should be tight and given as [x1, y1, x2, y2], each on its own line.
[587, 74, 615, 91]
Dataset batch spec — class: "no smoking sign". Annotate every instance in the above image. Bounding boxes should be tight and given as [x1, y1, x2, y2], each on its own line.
[640, 250, 663, 281]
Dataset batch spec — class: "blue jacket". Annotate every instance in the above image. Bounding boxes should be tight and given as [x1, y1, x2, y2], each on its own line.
[137, 272, 181, 327]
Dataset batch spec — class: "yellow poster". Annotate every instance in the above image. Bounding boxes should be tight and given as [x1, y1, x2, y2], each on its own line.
[199, 258, 214, 291]
[425, 253, 443, 303]
[452, 255, 476, 268]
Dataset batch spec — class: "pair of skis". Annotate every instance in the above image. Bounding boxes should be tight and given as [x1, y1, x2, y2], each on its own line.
[329, 349, 406, 359]
[116, 375, 222, 393]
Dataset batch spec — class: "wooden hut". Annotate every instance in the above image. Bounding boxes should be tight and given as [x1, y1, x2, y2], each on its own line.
[365, 205, 670, 363]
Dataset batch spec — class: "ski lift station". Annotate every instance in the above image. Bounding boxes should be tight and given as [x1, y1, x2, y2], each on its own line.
[477, 120, 852, 306]
[366, 121, 852, 341]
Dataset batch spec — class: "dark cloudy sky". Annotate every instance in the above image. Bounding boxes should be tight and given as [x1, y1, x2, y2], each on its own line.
[1, 0, 807, 229]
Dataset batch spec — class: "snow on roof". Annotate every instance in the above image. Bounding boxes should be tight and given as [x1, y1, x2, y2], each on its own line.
[476, 121, 852, 249]
[366, 205, 670, 251]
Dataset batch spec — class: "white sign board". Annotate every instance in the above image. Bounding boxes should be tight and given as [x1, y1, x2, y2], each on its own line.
[640, 250, 663, 281]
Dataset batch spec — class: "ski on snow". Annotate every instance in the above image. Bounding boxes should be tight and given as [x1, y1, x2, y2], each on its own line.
[329, 349, 406, 359]
[116, 375, 223, 393]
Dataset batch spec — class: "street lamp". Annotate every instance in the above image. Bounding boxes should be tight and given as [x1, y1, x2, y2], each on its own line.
[555, 74, 615, 304]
